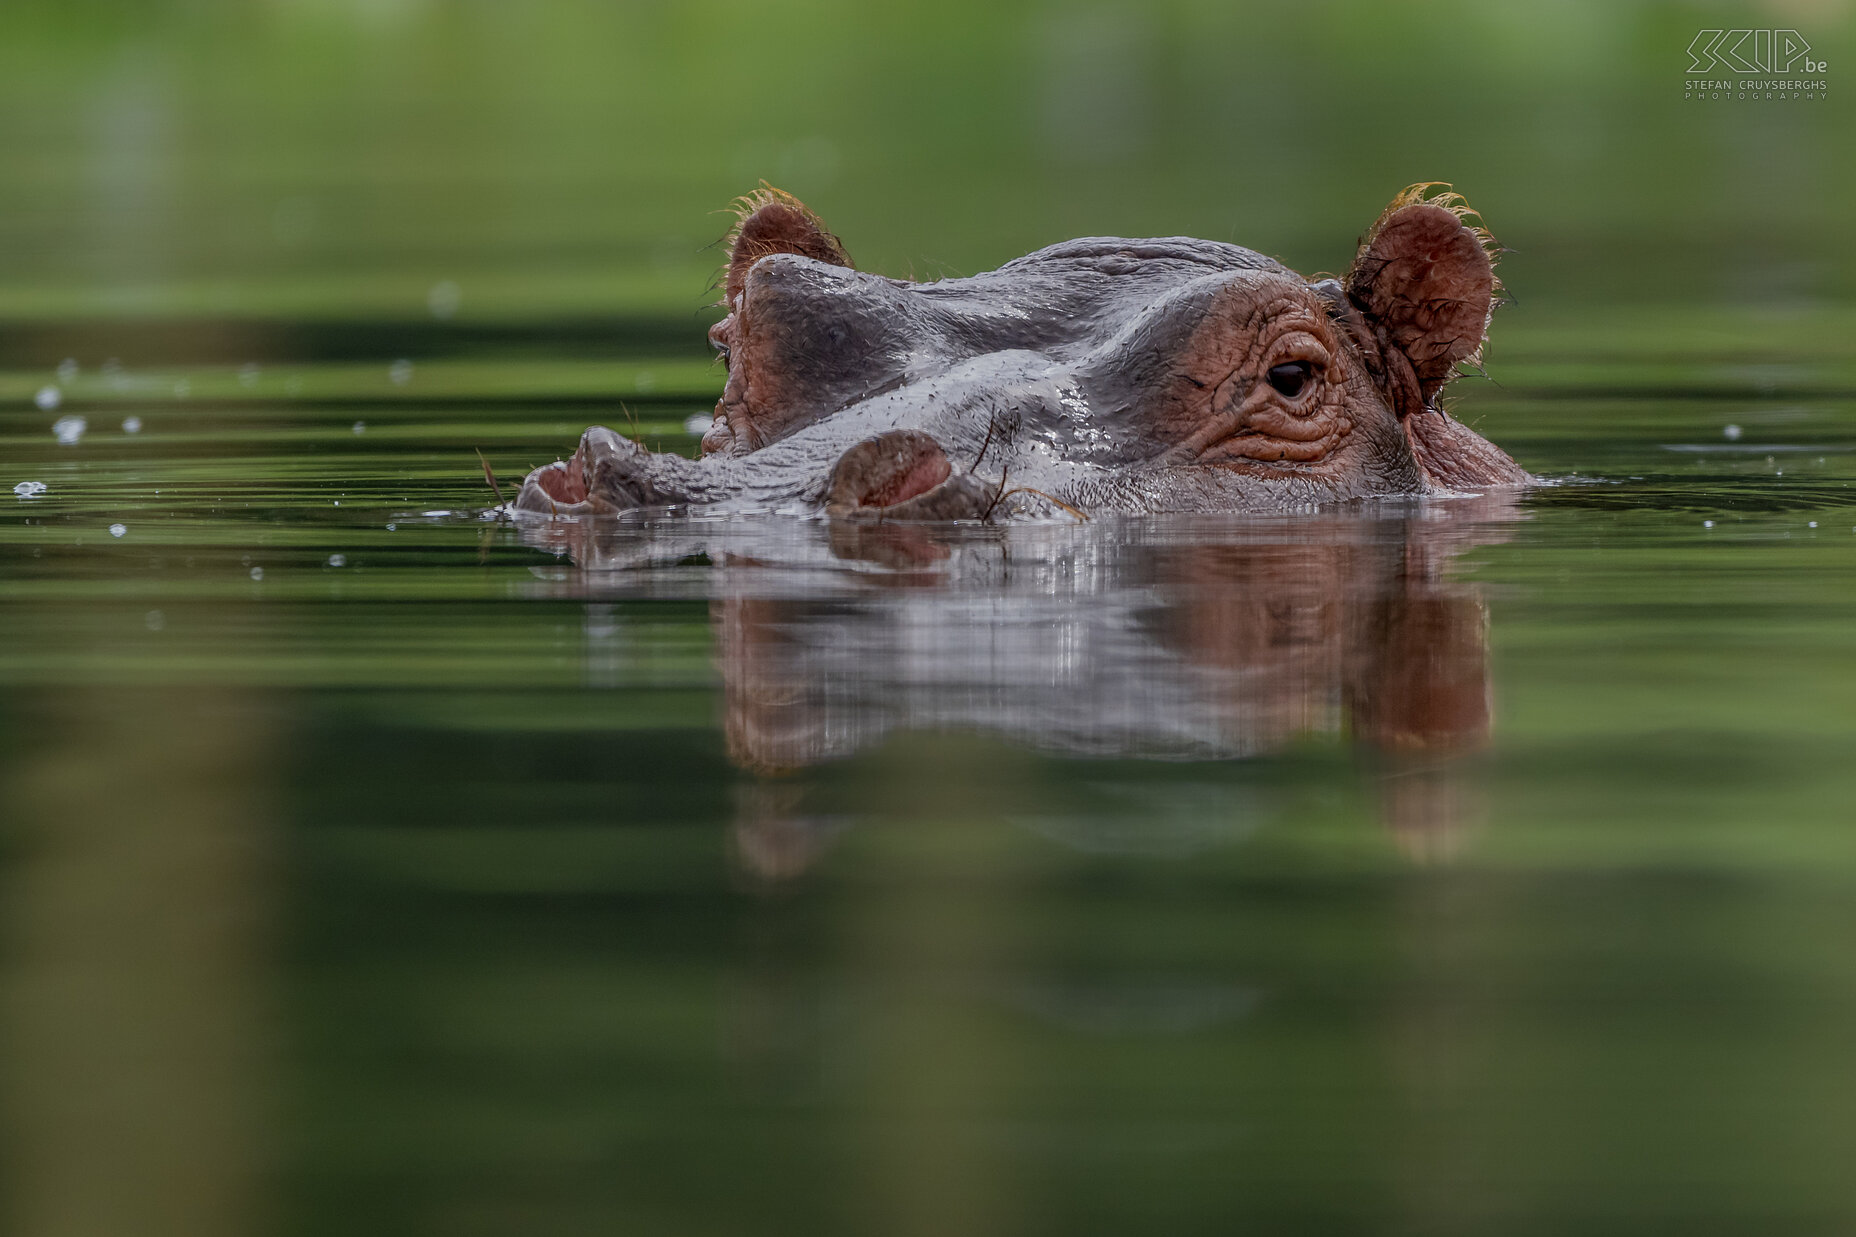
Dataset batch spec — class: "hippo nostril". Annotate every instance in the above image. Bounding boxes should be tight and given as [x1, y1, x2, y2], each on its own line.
[533, 458, 588, 505]
[826, 430, 954, 513]
[515, 425, 678, 515]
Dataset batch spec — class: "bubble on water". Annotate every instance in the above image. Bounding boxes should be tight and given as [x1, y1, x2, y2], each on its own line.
[1723, 424, 1742, 441]
[1703, 520, 1715, 528]
[427, 280, 461, 320]
[333, 500, 341, 506]
[1809, 521, 1818, 528]
[52, 415, 87, 445]
[144, 609, 165, 632]
[327, 553, 346, 567]
[683, 413, 714, 435]
[238, 363, 260, 387]
[352, 420, 366, 435]
[249, 566, 264, 581]
[57, 358, 79, 382]
[421, 509, 449, 518]
[122, 415, 143, 434]
[35, 385, 62, 411]
[109, 523, 126, 538]
[389, 359, 413, 385]
[13, 480, 47, 498]
[385, 523, 396, 531]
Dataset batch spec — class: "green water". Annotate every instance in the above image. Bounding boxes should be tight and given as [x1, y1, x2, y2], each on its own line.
[4, 2, 1856, 1233]
[4, 301, 1856, 1236]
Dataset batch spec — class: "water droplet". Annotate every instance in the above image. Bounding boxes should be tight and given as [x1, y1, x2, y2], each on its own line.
[427, 280, 461, 320]
[1723, 423, 1742, 441]
[109, 523, 126, 538]
[1809, 521, 1818, 528]
[352, 421, 366, 435]
[57, 358, 79, 382]
[35, 385, 62, 411]
[1703, 520, 1714, 528]
[144, 609, 165, 632]
[389, 359, 413, 385]
[249, 566, 264, 581]
[122, 415, 142, 434]
[13, 480, 47, 498]
[327, 553, 346, 567]
[52, 415, 87, 445]
[385, 523, 397, 531]
[333, 500, 341, 506]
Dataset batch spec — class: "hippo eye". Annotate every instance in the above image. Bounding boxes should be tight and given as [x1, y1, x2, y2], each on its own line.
[1267, 360, 1313, 399]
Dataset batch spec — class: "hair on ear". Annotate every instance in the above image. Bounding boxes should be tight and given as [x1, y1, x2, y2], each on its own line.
[719, 182, 853, 305]
[1344, 183, 1500, 410]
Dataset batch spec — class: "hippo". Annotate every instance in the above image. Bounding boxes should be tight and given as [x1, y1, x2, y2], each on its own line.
[515, 183, 1528, 521]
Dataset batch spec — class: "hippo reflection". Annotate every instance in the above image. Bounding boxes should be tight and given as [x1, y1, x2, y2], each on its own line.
[517, 184, 1527, 521]
[521, 497, 1517, 867]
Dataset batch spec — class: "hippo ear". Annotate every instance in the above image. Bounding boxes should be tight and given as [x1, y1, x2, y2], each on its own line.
[1343, 184, 1498, 410]
[722, 183, 853, 304]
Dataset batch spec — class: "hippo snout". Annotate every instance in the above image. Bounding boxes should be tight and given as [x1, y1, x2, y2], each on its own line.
[825, 431, 998, 521]
[516, 427, 679, 516]
[514, 425, 1003, 521]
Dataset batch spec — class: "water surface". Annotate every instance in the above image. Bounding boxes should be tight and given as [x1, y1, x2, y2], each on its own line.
[4, 313, 1856, 1235]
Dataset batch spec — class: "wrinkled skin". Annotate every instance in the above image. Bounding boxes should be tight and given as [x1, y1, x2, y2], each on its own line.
[517, 184, 1528, 521]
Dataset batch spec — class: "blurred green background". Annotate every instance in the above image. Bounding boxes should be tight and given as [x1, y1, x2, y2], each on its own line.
[0, 0, 1848, 324]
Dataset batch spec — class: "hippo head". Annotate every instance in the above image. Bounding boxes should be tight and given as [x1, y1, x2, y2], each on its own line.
[517, 184, 1527, 521]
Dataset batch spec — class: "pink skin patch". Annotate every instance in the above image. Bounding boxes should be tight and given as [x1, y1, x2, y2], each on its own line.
[827, 431, 954, 511]
[860, 449, 951, 508]
[531, 458, 588, 505]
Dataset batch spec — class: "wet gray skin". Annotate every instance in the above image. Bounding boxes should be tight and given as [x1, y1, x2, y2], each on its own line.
[516, 185, 1530, 522]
